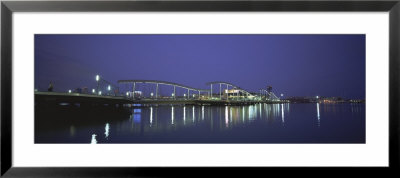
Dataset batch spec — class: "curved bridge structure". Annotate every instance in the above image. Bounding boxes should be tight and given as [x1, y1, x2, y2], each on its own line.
[118, 79, 210, 99]
[206, 81, 254, 98]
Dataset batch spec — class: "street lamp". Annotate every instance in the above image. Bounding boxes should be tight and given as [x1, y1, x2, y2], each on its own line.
[99, 91, 102, 95]
[96, 75, 100, 94]
[150, 92, 154, 97]
[68, 90, 71, 93]
[126, 92, 129, 97]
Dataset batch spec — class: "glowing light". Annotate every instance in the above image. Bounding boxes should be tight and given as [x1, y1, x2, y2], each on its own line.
[150, 92, 154, 97]
[184, 94, 186, 97]
[225, 106, 229, 128]
[171, 106, 174, 125]
[150, 107, 153, 126]
[317, 103, 320, 127]
[126, 92, 129, 96]
[96, 75, 100, 81]
[68, 90, 71, 93]
[192, 106, 195, 122]
[108, 85, 111, 91]
[202, 106, 204, 120]
[91, 134, 97, 144]
[105, 123, 110, 139]
[172, 93, 175, 97]
[316, 96, 319, 99]
[193, 94, 196, 98]
[281, 104, 285, 124]
[183, 106, 186, 125]
[242, 107, 245, 121]
[92, 89, 96, 93]
[34, 89, 38, 92]
[98, 91, 102, 95]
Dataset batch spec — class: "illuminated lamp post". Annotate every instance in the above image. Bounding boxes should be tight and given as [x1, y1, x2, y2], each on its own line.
[95, 75, 100, 95]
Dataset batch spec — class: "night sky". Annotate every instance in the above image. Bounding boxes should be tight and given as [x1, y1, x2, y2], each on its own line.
[34, 34, 365, 99]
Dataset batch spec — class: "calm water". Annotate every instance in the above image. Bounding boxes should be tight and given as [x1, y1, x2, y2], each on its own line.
[35, 103, 365, 143]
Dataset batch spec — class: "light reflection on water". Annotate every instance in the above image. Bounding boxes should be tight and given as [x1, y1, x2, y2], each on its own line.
[36, 103, 365, 143]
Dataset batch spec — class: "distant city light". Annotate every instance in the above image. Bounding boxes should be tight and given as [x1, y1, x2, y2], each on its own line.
[316, 96, 319, 99]
[108, 85, 111, 91]
[99, 91, 102, 95]
[96, 75, 100, 81]
[193, 94, 196, 97]
[184, 94, 186, 97]
[150, 92, 154, 97]
[68, 90, 71, 93]
[281, 94, 284, 97]
[172, 93, 175, 97]
[126, 92, 129, 96]
[92, 89, 95, 93]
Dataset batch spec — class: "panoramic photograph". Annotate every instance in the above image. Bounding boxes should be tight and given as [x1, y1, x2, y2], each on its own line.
[34, 34, 365, 144]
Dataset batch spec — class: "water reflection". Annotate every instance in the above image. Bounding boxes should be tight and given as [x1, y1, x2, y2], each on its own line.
[35, 103, 365, 143]
[91, 134, 97, 144]
[317, 103, 320, 127]
[193, 106, 195, 123]
[150, 107, 153, 127]
[104, 123, 110, 139]
[171, 106, 174, 125]
[281, 104, 285, 125]
[70, 125, 75, 137]
[202, 106, 204, 120]
[225, 106, 229, 128]
[183, 106, 186, 125]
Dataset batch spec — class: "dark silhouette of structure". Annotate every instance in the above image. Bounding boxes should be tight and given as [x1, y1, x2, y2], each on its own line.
[48, 82, 54, 92]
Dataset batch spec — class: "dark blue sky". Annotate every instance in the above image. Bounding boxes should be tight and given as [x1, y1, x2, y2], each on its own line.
[35, 34, 365, 99]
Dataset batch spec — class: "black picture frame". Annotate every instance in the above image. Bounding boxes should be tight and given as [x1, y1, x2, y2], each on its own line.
[1, 0, 399, 177]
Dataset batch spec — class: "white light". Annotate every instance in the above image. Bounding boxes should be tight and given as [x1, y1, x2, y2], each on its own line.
[99, 91, 102, 95]
[150, 107, 153, 126]
[225, 106, 229, 128]
[126, 92, 129, 96]
[96, 75, 100, 81]
[193, 106, 195, 122]
[108, 85, 111, 91]
[193, 94, 195, 97]
[91, 134, 97, 144]
[68, 90, 71, 93]
[172, 93, 175, 97]
[183, 106, 186, 125]
[104, 123, 110, 139]
[92, 89, 95, 93]
[316, 96, 319, 99]
[281, 94, 284, 97]
[171, 106, 174, 125]
[184, 94, 186, 97]
[150, 92, 154, 97]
